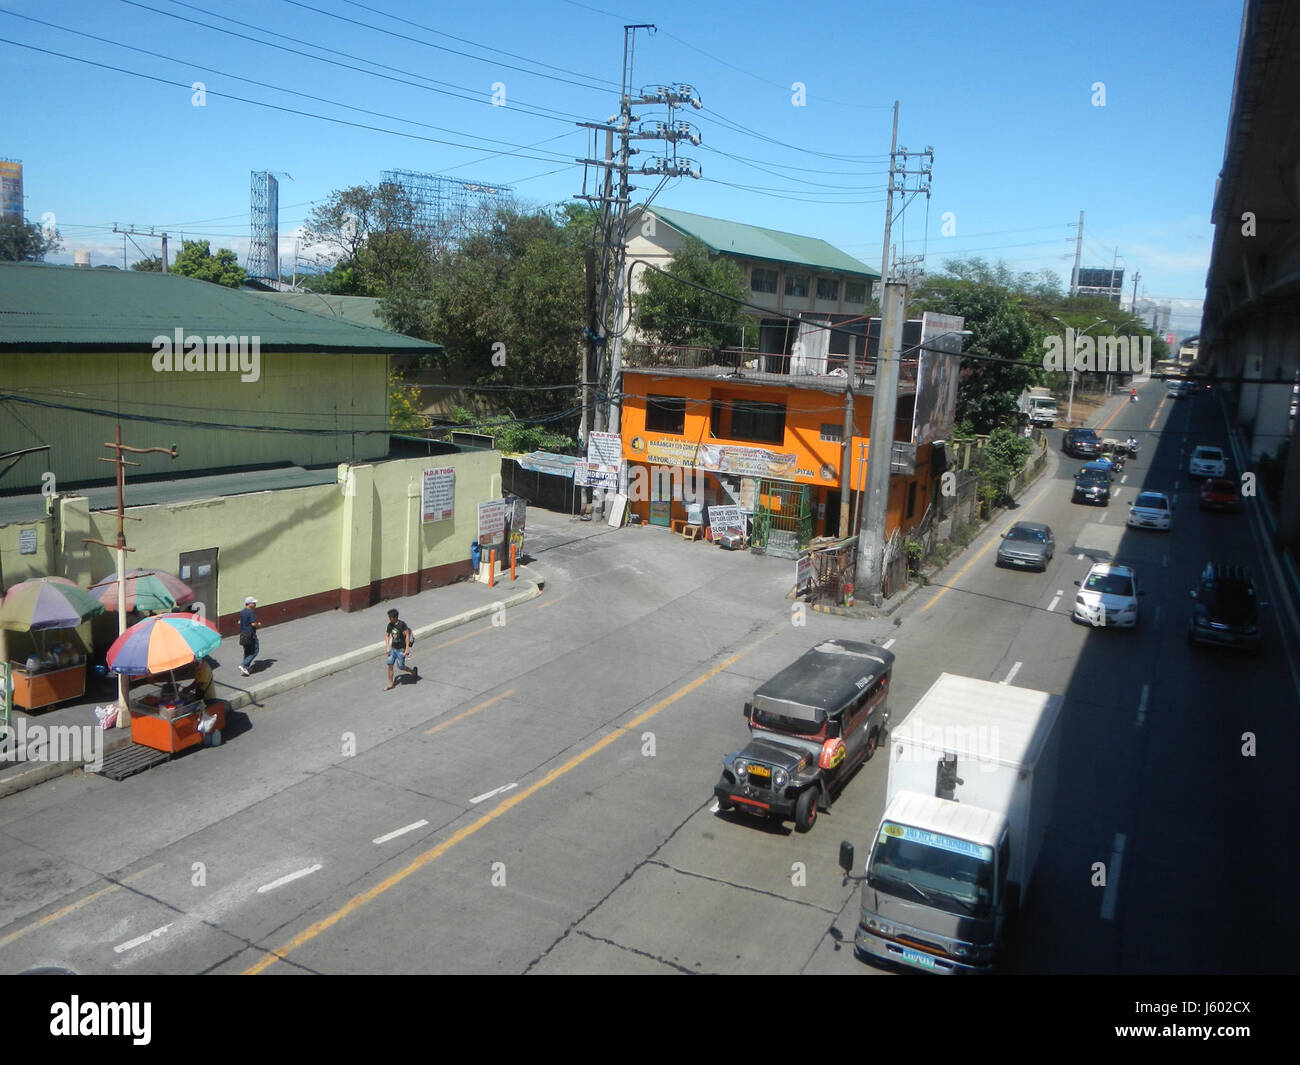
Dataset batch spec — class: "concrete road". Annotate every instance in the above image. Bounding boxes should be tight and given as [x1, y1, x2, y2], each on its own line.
[0, 381, 1294, 974]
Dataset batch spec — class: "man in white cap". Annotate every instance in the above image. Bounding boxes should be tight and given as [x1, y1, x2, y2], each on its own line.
[238, 596, 262, 676]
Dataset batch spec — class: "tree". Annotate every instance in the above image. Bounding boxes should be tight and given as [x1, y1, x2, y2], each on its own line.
[380, 205, 587, 433]
[170, 239, 246, 287]
[0, 219, 61, 262]
[131, 255, 164, 272]
[631, 236, 757, 351]
[388, 369, 431, 431]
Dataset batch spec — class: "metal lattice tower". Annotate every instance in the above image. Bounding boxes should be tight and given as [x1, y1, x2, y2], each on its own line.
[379, 169, 512, 243]
[248, 171, 279, 281]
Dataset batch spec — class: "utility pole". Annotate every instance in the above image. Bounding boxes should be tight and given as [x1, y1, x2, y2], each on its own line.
[113, 224, 170, 271]
[1131, 270, 1140, 313]
[855, 102, 932, 604]
[576, 26, 701, 439]
[83, 426, 178, 723]
[1070, 210, 1085, 295]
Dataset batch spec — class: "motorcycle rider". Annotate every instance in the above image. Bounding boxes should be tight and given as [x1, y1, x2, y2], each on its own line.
[1130, 386, 1138, 403]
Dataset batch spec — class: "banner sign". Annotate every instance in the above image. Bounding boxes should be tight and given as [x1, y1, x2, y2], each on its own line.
[708, 505, 746, 538]
[587, 431, 622, 466]
[637, 437, 799, 480]
[421, 467, 455, 523]
[795, 554, 813, 592]
[477, 499, 508, 547]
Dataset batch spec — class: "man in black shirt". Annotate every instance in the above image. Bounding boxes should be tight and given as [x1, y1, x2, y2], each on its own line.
[384, 608, 419, 690]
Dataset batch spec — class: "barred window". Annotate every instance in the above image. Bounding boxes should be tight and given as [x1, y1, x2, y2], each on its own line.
[817, 278, 839, 301]
[751, 267, 777, 294]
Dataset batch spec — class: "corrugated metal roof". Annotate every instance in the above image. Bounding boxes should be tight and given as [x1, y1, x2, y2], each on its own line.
[644, 206, 879, 279]
[0, 262, 438, 352]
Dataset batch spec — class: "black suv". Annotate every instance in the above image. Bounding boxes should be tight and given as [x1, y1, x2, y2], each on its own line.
[715, 640, 893, 833]
[1072, 463, 1112, 505]
[1062, 428, 1103, 458]
[1188, 563, 1263, 651]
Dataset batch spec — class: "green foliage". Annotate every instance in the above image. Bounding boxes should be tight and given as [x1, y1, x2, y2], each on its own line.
[388, 369, 431, 431]
[447, 405, 573, 455]
[0, 219, 61, 262]
[632, 236, 757, 350]
[131, 255, 163, 272]
[384, 206, 586, 430]
[905, 539, 924, 573]
[972, 427, 1035, 508]
[170, 239, 246, 287]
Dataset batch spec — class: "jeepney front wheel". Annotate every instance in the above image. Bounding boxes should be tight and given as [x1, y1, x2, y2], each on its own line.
[795, 789, 818, 832]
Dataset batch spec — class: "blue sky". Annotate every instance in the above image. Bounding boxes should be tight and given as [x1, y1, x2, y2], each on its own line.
[2, 0, 1243, 334]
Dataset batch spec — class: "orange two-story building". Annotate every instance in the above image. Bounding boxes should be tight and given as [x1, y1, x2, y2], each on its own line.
[619, 314, 963, 556]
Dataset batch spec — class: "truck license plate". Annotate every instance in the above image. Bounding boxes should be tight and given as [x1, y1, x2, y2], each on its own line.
[900, 947, 936, 970]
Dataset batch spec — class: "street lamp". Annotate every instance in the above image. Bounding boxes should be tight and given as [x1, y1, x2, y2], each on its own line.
[1051, 316, 1106, 424]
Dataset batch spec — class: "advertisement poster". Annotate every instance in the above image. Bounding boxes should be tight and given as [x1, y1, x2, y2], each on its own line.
[421, 467, 455, 524]
[510, 497, 527, 558]
[708, 505, 746, 538]
[636, 437, 799, 480]
[477, 499, 508, 547]
[912, 311, 966, 446]
[587, 431, 622, 466]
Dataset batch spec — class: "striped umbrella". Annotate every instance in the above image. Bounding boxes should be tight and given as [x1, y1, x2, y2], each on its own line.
[0, 577, 105, 632]
[89, 569, 196, 616]
[106, 612, 222, 676]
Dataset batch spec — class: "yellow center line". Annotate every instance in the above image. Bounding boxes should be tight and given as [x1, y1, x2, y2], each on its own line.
[425, 689, 517, 736]
[1146, 396, 1166, 431]
[920, 480, 1056, 613]
[534, 592, 569, 611]
[244, 632, 774, 974]
[0, 861, 163, 950]
[430, 624, 493, 652]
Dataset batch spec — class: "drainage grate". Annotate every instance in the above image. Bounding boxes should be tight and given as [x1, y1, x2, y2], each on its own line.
[89, 743, 170, 781]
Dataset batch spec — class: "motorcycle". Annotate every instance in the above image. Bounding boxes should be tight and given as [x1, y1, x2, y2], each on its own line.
[1124, 437, 1140, 458]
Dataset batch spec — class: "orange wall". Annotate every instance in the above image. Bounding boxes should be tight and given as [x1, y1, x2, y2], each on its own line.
[620, 374, 934, 538]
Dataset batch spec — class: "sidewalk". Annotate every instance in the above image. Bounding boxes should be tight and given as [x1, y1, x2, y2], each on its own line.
[0, 567, 544, 798]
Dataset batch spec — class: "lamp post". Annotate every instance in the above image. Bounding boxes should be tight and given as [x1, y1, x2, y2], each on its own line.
[1051, 316, 1106, 425]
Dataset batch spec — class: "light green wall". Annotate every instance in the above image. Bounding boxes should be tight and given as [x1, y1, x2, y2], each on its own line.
[0, 448, 500, 644]
[1, 351, 390, 490]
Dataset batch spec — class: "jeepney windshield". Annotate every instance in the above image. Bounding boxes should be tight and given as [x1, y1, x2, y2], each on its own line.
[867, 822, 995, 920]
[751, 696, 824, 736]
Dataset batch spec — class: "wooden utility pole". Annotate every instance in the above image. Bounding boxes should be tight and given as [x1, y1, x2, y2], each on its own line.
[83, 425, 177, 723]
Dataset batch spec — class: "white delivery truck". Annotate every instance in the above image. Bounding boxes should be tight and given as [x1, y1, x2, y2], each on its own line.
[1017, 387, 1059, 427]
[838, 673, 1063, 974]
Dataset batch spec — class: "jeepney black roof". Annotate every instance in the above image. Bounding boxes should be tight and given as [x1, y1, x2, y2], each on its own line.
[752, 640, 894, 719]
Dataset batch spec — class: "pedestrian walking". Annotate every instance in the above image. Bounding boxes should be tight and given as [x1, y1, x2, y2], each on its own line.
[238, 596, 262, 676]
[384, 608, 418, 690]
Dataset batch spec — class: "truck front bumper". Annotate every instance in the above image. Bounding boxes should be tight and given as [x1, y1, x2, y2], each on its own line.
[855, 925, 990, 975]
[714, 781, 797, 820]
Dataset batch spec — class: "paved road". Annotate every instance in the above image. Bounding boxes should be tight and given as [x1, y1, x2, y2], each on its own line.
[0, 381, 1294, 974]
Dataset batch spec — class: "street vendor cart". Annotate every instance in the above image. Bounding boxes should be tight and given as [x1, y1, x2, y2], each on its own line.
[108, 612, 227, 755]
[0, 577, 103, 711]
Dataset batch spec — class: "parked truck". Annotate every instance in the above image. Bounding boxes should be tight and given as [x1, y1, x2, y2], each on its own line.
[1017, 387, 1059, 427]
[838, 673, 1063, 974]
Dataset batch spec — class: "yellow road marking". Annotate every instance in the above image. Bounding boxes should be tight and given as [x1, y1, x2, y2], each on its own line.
[919, 481, 1056, 613]
[0, 862, 163, 950]
[430, 624, 493, 651]
[534, 592, 569, 611]
[1146, 396, 1166, 431]
[425, 689, 517, 736]
[244, 634, 773, 974]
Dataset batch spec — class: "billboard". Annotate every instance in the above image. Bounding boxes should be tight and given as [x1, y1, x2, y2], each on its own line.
[911, 312, 965, 446]
[0, 160, 23, 221]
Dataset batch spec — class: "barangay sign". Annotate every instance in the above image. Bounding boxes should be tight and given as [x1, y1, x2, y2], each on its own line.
[477, 499, 508, 547]
[421, 467, 455, 523]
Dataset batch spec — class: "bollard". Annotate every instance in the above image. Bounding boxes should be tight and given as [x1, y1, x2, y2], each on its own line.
[489, 549, 496, 587]
[510, 544, 517, 580]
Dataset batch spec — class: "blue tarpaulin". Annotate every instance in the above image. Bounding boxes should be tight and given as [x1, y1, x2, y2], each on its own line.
[517, 452, 584, 478]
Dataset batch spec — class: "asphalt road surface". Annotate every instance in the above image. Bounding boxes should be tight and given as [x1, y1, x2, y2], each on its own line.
[0, 381, 1294, 975]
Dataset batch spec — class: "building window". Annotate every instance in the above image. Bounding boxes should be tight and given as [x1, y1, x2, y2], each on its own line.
[816, 278, 839, 301]
[646, 395, 686, 434]
[906, 480, 919, 519]
[730, 400, 786, 444]
[785, 273, 809, 298]
[751, 267, 778, 294]
[820, 423, 843, 443]
[845, 281, 867, 304]
[710, 399, 724, 438]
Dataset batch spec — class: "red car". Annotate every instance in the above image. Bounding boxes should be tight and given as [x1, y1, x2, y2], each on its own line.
[1199, 477, 1240, 511]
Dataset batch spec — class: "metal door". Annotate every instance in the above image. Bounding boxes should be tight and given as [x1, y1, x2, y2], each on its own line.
[178, 548, 218, 623]
[750, 480, 811, 558]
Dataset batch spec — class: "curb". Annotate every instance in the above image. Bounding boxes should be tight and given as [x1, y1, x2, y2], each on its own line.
[0, 577, 544, 799]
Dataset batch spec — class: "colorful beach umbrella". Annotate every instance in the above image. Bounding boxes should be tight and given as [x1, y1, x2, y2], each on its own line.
[89, 569, 196, 615]
[0, 577, 105, 632]
[106, 612, 222, 676]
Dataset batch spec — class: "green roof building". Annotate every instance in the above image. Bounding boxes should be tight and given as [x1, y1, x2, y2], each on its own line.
[0, 262, 440, 491]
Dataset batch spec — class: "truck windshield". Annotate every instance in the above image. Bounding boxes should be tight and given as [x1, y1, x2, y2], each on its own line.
[867, 823, 995, 920]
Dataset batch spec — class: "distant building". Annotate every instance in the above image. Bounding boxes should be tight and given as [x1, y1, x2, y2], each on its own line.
[1132, 297, 1172, 337]
[0, 159, 23, 221]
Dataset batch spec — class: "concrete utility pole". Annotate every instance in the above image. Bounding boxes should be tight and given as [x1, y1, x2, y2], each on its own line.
[575, 26, 701, 439]
[83, 426, 178, 723]
[113, 224, 170, 271]
[855, 102, 932, 603]
[1070, 211, 1084, 295]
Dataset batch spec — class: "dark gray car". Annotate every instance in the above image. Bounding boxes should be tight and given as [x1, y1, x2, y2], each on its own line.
[996, 521, 1054, 571]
